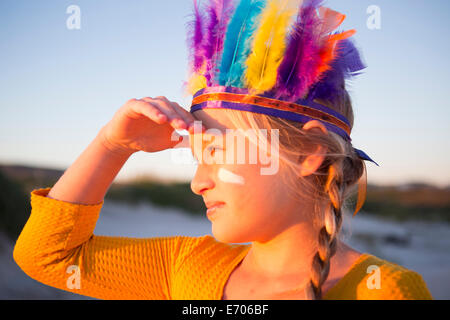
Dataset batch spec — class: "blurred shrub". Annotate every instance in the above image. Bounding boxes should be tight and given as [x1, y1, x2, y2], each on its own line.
[0, 170, 31, 241]
[360, 185, 450, 223]
[107, 180, 205, 216]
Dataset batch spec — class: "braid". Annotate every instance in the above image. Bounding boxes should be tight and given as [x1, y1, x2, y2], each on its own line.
[305, 163, 344, 300]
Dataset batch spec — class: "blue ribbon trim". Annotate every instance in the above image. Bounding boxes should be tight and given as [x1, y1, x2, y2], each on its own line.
[353, 148, 379, 166]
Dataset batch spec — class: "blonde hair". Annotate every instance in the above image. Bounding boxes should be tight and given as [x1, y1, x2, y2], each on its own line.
[219, 85, 366, 300]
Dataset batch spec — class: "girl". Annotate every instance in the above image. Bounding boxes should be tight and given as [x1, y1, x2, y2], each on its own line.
[13, 0, 433, 300]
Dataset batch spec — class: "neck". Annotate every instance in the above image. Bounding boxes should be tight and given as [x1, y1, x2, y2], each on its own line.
[243, 223, 322, 280]
[239, 206, 350, 288]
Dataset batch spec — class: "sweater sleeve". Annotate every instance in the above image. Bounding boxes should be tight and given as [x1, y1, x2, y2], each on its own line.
[354, 258, 434, 300]
[13, 187, 198, 300]
[393, 270, 433, 300]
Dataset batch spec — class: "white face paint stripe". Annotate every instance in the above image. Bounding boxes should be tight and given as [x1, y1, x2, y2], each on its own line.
[218, 168, 245, 185]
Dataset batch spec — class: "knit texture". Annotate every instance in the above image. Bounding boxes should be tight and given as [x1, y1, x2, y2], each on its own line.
[13, 187, 433, 300]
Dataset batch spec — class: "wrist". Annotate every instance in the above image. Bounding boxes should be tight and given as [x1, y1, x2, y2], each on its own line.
[97, 127, 135, 158]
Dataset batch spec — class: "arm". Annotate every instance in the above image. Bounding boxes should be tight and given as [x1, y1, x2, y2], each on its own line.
[13, 127, 188, 299]
[13, 187, 202, 299]
[46, 95, 201, 205]
[13, 97, 201, 299]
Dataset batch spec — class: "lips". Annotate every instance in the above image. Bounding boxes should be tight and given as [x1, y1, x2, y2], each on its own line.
[206, 201, 225, 220]
[205, 201, 225, 209]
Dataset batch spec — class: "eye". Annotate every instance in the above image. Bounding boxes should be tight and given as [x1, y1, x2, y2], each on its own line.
[208, 146, 216, 156]
[207, 145, 222, 156]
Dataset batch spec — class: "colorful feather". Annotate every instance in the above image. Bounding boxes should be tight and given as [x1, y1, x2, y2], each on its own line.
[203, 0, 236, 86]
[244, 0, 299, 94]
[184, 69, 208, 97]
[318, 6, 345, 35]
[316, 29, 356, 77]
[184, 0, 364, 102]
[186, 0, 206, 73]
[216, 0, 267, 87]
[273, 0, 323, 101]
[185, 0, 208, 95]
[309, 37, 367, 106]
[315, 7, 352, 76]
[309, 7, 357, 86]
[274, 0, 358, 101]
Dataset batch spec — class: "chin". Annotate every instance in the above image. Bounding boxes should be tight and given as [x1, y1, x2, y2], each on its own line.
[211, 224, 253, 244]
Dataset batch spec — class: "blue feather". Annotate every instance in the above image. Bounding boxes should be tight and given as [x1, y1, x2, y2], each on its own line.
[216, 0, 267, 87]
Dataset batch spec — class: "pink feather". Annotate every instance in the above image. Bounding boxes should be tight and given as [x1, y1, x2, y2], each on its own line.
[203, 0, 235, 86]
[186, 0, 206, 74]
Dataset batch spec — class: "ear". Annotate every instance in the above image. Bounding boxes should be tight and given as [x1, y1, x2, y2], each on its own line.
[300, 120, 329, 177]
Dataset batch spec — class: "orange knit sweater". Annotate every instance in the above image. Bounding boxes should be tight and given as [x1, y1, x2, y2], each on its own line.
[13, 188, 433, 300]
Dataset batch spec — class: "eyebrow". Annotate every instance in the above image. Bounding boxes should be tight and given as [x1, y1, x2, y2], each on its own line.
[190, 127, 225, 139]
[184, 132, 226, 154]
[201, 122, 213, 130]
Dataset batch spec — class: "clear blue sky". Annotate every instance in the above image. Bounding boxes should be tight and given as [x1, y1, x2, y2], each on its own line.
[1, 0, 449, 187]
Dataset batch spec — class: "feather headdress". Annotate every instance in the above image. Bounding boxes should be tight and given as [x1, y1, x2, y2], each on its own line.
[185, 0, 364, 100]
[184, 0, 378, 216]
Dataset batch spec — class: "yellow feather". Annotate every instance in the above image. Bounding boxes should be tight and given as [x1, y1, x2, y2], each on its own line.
[185, 62, 208, 96]
[244, 0, 299, 94]
[186, 73, 207, 96]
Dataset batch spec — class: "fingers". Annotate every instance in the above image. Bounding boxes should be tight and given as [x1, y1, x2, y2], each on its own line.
[141, 96, 205, 133]
[170, 101, 197, 131]
[128, 99, 168, 125]
[170, 101, 207, 134]
[141, 96, 187, 130]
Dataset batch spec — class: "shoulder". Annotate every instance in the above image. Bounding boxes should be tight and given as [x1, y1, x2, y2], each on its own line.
[325, 253, 433, 300]
[178, 234, 250, 256]
[170, 235, 250, 299]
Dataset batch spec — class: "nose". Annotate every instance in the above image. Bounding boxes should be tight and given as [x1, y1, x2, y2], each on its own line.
[190, 164, 215, 196]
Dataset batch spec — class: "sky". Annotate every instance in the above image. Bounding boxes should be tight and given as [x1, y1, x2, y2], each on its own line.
[1, 0, 449, 187]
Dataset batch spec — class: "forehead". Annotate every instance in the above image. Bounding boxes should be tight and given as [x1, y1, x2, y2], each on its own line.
[191, 108, 235, 130]
[188, 109, 230, 146]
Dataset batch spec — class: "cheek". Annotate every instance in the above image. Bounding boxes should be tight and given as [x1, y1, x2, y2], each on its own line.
[217, 167, 245, 185]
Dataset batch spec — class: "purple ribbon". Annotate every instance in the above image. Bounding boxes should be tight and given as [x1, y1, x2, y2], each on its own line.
[191, 86, 379, 167]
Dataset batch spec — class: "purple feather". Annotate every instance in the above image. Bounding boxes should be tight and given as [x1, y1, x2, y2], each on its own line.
[203, 0, 235, 86]
[308, 37, 367, 105]
[334, 37, 366, 78]
[186, 0, 206, 73]
[274, 0, 324, 102]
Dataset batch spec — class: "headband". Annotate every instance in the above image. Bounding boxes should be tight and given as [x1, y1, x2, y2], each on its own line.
[184, 0, 379, 216]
